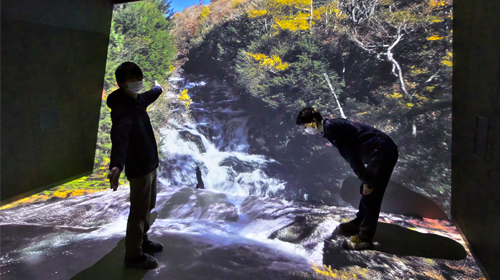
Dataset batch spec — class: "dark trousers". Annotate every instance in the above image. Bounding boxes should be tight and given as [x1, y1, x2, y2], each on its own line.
[354, 148, 398, 241]
[125, 169, 157, 260]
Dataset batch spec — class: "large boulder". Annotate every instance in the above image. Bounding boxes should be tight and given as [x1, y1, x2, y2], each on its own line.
[157, 187, 239, 222]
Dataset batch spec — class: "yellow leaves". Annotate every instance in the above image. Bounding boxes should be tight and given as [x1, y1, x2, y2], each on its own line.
[324, 1, 347, 20]
[390, 92, 403, 99]
[247, 52, 291, 71]
[247, 53, 266, 60]
[232, 0, 244, 8]
[313, 265, 338, 278]
[198, 6, 210, 22]
[313, 264, 371, 279]
[407, 103, 414, 107]
[380, 0, 394, 5]
[414, 93, 429, 103]
[179, 89, 192, 109]
[270, 0, 312, 10]
[429, 0, 450, 7]
[249, 0, 317, 32]
[276, 17, 310, 31]
[441, 52, 453, 67]
[427, 35, 443, 41]
[179, 89, 190, 101]
[411, 66, 429, 75]
[248, 10, 267, 18]
[276, 62, 291, 70]
[425, 258, 436, 265]
[312, 6, 327, 19]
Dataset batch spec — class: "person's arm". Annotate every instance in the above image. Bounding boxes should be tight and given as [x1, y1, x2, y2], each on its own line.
[329, 121, 370, 184]
[141, 82, 163, 107]
[336, 140, 369, 183]
[108, 166, 121, 191]
[108, 114, 132, 190]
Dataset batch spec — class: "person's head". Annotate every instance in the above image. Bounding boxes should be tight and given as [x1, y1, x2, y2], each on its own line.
[115, 62, 144, 94]
[296, 107, 323, 135]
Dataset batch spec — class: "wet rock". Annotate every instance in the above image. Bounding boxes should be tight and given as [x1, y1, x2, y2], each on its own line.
[199, 201, 238, 222]
[178, 130, 206, 153]
[269, 215, 331, 244]
[219, 156, 257, 173]
[157, 187, 199, 219]
[157, 187, 238, 222]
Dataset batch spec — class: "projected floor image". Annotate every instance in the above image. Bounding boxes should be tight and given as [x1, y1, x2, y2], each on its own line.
[0, 183, 485, 280]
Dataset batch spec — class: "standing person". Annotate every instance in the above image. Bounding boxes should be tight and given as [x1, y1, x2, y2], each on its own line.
[107, 62, 164, 269]
[296, 107, 398, 250]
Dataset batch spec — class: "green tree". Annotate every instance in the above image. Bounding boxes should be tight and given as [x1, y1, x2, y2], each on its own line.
[104, 0, 177, 90]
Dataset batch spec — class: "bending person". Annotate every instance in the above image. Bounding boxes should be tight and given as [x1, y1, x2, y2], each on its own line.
[296, 107, 398, 250]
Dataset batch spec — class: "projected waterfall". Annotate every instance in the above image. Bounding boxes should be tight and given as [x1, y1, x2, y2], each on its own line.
[0, 77, 484, 279]
[159, 77, 285, 197]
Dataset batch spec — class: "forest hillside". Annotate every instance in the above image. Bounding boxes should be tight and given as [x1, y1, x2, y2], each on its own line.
[171, 0, 453, 213]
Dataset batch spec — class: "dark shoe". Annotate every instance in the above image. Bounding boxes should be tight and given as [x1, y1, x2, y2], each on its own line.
[342, 235, 373, 251]
[124, 253, 159, 270]
[142, 240, 163, 253]
[338, 220, 360, 236]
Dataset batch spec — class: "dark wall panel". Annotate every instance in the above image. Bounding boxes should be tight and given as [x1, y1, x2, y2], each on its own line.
[1, 0, 113, 203]
[452, 0, 500, 279]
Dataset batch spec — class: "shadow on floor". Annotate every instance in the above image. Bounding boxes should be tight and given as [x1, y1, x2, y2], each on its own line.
[71, 212, 160, 280]
[323, 222, 467, 269]
[373, 222, 467, 259]
[70, 238, 150, 280]
[341, 177, 449, 220]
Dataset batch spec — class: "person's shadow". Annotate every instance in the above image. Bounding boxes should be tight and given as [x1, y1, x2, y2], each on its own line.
[323, 221, 467, 269]
[322, 177, 467, 268]
[371, 222, 466, 259]
[71, 213, 159, 280]
[340, 176, 450, 220]
[70, 238, 151, 280]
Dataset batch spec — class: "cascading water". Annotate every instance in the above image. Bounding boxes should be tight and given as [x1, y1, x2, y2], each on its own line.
[1, 75, 479, 280]
[159, 76, 287, 198]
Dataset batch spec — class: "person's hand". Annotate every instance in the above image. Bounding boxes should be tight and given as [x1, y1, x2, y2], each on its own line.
[108, 167, 121, 191]
[362, 184, 373, 195]
[155, 80, 160, 87]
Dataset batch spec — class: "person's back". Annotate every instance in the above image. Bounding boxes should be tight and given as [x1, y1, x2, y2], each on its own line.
[323, 118, 398, 165]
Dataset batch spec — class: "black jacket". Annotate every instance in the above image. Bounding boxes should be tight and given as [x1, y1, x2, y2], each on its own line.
[323, 118, 398, 184]
[107, 86, 162, 179]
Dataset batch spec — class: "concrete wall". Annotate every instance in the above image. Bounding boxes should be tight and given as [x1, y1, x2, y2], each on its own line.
[1, 0, 114, 203]
[452, 0, 500, 279]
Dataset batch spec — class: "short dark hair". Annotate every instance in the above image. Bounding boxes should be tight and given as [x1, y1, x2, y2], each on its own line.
[296, 107, 323, 125]
[115, 62, 144, 84]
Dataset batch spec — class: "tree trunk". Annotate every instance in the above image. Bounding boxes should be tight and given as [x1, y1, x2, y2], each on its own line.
[386, 32, 410, 101]
[324, 73, 346, 118]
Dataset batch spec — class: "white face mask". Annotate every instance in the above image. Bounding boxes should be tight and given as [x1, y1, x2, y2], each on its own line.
[304, 126, 319, 135]
[124, 81, 143, 94]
